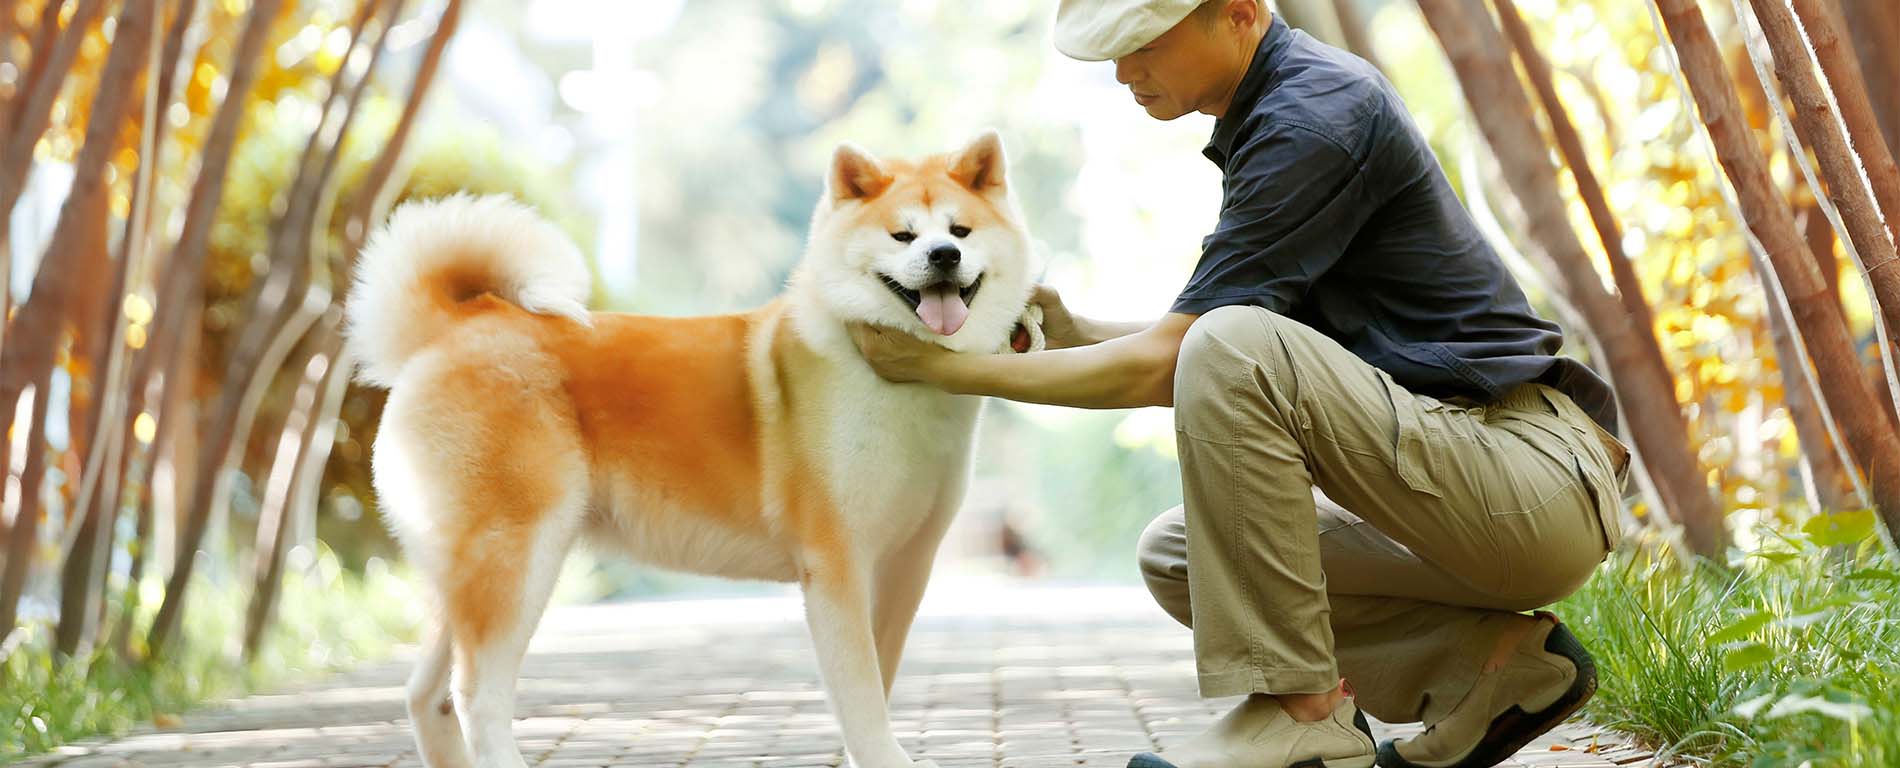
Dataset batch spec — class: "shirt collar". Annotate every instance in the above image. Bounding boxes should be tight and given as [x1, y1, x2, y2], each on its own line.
[1203, 13, 1290, 169]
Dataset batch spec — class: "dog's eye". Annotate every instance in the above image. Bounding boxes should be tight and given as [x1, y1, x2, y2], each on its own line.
[949, 224, 971, 238]
[891, 231, 916, 243]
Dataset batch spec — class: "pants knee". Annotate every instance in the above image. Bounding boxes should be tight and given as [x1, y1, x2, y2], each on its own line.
[1174, 305, 1294, 437]
[1137, 507, 1192, 627]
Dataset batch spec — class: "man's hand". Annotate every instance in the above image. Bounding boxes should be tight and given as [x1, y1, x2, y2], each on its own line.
[1029, 285, 1084, 349]
[848, 323, 949, 384]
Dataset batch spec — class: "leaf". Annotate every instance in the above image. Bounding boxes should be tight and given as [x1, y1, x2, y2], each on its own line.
[1751, 550, 1799, 565]
[1845, 567, 1900, 584]
[1802, 509, 1877, 548]
[1733, 692, 1776, 719]
[1723, 642, 1775, 673]
[1762, 693, 1873, 722]
[1709, 612, 1772, 645]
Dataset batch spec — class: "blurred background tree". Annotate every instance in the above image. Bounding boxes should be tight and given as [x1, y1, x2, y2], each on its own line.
[2, 0, 1899, 758]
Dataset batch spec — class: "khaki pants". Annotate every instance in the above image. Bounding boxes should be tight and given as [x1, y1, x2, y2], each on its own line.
[1143, 305, 1626, 725]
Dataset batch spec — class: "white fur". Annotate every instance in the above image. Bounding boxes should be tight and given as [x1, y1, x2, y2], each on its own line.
[344, 193, 592, 389]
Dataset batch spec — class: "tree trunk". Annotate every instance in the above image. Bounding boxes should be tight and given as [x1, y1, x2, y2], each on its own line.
[1653, 0, 1900, 542]
[0, 0, 106, 457]
[55, 0, 163, 658]
[0, 373, 53, 645]
[1836, 0, 1899, 157]
[1330, 0, 1385, 72]
[343, 0, 464, 257]
[1494, 0, 1667, 379]
[1792, 202, 1862, 510]
[0, 0, 105, 254]
[144, 0, 289, 659]
[1746, 0, 1900, 442]
[1788, 0, 1900, 250]
[1, 0, 156, 649]
[1418, 0, 1728, 555]
[1275, 0, 1350, 51]
[244, 314, 346, 658]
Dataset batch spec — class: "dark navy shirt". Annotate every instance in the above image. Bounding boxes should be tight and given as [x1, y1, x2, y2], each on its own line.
[1171, 15, 1616, 432]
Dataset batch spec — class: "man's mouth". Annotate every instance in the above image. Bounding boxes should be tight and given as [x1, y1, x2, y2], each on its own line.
[880, 273, 983, 336]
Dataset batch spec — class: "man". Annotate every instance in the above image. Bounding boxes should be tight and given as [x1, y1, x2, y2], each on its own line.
[849, 1, 1631, 766]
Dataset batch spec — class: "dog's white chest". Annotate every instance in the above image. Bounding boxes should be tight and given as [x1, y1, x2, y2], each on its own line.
[813, 373, 982, 542]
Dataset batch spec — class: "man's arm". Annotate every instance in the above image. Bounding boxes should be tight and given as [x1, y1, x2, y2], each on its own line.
[852, 313, 1198, 409]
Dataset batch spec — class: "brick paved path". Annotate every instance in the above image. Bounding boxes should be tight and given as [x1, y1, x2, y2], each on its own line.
[17, 585, 1665, 768]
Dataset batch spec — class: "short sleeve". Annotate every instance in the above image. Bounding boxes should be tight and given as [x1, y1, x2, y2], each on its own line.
[1172, 123, 1378, 316]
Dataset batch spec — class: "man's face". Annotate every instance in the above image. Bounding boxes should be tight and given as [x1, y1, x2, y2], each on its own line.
[1111, 7, 1241, 120]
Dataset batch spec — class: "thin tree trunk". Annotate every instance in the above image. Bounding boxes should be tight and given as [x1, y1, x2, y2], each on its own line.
[1755, 0, 1900, 336]
[1275, 0, 1350, 51]
[1330, 0, 1385, 71]
[1419, 0, 1728, 555]
[107, 0, 197, 553]
[56, 0, 164, 658]
[0, 0, 106, 461]
[243, 0, 458, 656]
[1793, 202, 1862, 510]
[6, 0, 69, 132]
[0, 373, 53, 646]
[343, 0, 464, 257]
[1836, 0, 1899, 158]
[144, 0, 289, 659]
[1788, 0, 1900, 250]
[0, 0, 105, 253]
[244, 314, 345, 658]
[1654, 0, 1900, 542]
[2, 0, 156, 649]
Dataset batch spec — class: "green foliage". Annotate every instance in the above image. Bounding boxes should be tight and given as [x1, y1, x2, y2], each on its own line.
[1558, 528, 1899, 767]
[0, 547, 418, 761]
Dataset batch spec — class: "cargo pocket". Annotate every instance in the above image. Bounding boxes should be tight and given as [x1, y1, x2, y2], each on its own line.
[1536, 388, 1624, 553]
[1378, 373, 1443, 499]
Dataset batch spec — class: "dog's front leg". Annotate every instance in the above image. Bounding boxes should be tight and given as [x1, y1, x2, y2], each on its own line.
[872, 523, 947, 699]
[803, 560, 936, 768]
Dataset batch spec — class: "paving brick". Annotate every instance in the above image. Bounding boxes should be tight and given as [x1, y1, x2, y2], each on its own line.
[20, 587, 1672, 767]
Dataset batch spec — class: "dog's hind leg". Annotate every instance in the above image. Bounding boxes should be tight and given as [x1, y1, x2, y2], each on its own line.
[443, 493, 583, 768]
[406, 623, 471, 768]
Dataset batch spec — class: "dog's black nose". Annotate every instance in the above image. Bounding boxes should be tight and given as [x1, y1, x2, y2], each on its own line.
[928, 244, 961, 270]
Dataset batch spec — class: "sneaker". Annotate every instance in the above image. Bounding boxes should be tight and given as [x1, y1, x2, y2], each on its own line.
[1129, 694, 1376, 768]
[1376, 613, 1597, 768]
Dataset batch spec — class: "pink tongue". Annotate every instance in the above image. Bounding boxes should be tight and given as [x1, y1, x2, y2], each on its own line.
[916, 284, 969, 336]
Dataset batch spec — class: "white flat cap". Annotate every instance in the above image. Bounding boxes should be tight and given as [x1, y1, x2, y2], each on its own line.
[1053, 0, 1209, 61]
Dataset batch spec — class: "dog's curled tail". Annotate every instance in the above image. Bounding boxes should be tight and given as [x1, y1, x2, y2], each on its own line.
[344, 193, 591, 388]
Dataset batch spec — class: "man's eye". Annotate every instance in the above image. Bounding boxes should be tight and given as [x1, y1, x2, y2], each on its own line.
[949, 225, 971, 238]
[891, 232, 916, 243]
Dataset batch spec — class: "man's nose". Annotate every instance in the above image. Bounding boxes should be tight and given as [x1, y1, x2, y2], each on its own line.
[1114, 57, 1136, 85]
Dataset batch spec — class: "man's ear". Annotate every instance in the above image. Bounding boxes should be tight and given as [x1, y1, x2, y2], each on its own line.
[1220, 0, 1260, 31]
[948, 129, 1008, 193]
[830, 142, 892, 201]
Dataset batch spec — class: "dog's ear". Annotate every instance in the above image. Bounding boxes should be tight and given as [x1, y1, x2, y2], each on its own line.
[830, 142, 892, 202]
[948, 130, 1007, 194]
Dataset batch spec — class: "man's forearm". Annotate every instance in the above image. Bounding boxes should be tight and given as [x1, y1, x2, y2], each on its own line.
[1071, 315, 1154, 347]
[928, 325, 1183, 409]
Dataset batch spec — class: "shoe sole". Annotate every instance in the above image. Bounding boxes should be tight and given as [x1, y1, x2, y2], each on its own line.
[1375, 623, 1598, 768]
[1127, 708, 1378, 768]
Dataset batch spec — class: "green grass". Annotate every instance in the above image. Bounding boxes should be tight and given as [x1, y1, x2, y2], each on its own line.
[1557, 510, 1899, 767]
[0, 546, 419, 762]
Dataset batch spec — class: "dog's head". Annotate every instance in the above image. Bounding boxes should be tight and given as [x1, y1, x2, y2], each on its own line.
[801, 131, 1040, 354]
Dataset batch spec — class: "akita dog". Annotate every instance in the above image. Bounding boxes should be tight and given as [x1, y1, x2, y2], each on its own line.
[344, 131, 1041, 768]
